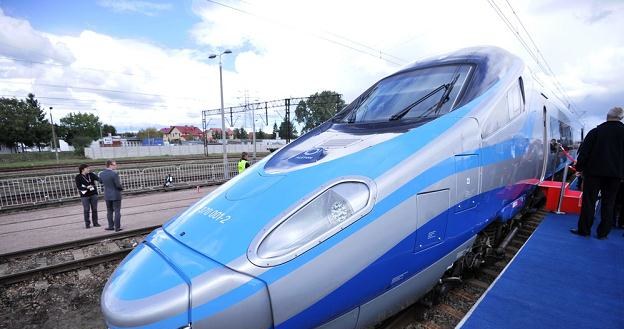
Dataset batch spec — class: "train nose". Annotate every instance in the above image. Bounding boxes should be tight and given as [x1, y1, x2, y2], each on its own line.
[101, 242, 192, 329]
[101, 229, 273, 329]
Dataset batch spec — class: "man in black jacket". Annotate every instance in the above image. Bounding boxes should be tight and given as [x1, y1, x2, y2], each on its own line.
[572, 107, 624, 239]
[75, 164, 100, 229]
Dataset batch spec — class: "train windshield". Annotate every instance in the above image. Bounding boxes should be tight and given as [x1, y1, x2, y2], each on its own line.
[337, 64, 472, 123]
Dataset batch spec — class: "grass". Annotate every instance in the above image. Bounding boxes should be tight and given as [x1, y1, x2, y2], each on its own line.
[0, 152, 257, 169]
[0, 152, 86, 167]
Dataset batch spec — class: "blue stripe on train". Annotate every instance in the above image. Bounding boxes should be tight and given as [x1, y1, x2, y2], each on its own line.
[276, 184, 531, 328]
[189, 139, 535, 323]
[187, 107, 537, 322]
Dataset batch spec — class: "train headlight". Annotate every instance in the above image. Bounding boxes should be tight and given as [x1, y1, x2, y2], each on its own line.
[250, 179, 375, 266]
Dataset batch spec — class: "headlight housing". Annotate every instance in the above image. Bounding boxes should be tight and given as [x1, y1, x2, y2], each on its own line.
[248, 178, 375, 267]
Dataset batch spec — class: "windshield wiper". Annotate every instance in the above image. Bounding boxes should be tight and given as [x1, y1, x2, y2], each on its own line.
[429, 74, 460, 116]
[389, 74, 460, 121]
[344, 86, 378, 123]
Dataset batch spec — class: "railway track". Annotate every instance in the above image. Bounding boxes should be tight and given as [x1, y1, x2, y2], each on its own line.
[0, 225, 161, 286]
[378, 209, 547, 329]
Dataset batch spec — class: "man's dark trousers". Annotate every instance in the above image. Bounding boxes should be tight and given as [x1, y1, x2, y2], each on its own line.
[81, 195, 98, 226]
[578, 175, 620, 237]
[106, 200, 121, 230]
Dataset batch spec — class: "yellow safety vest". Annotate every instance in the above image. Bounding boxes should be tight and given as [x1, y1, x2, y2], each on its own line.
[238, 159, 248, 174]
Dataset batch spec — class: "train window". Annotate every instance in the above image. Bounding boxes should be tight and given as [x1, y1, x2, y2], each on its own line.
[518, 77, 526, 104]
[549, 117, 561, 153]
[559, 121, 572, 149]
[507, 83, 523, 119]
[336, 64, 472, 123]
[481, 93, 510, 138]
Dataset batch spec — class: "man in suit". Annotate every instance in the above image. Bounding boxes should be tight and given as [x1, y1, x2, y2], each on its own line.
[572, 107, 624, 239]
[99, 159, 124, 232]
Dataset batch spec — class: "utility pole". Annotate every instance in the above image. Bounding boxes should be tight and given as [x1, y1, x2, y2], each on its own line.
[251, 102, 257, 161]
[285, 98, 291, 143]
[49, 107, 59, 164]
[209, 50, 232, 179]
[241, 89, 257, 161]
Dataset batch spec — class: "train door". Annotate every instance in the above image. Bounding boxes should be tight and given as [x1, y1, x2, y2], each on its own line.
[453, 155, 480, 207]
[413, 189, 449, 252]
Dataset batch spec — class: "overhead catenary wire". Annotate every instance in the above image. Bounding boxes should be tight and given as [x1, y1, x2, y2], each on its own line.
[0, 94, 192, 109]
[0, 80, 209, 103]
[486, 0, 582, 117]
[501, 0, 581, 116]
[234, 0, 408, 64]
[205, 0, 407, 66]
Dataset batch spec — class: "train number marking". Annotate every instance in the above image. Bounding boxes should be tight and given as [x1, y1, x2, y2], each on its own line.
[198, 206, 232, 224]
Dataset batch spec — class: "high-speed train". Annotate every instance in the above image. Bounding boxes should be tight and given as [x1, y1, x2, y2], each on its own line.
[101, 46, 583, 329]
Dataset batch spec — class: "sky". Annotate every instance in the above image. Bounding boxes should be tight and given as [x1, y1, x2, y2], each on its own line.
[0, 0, 622, 133]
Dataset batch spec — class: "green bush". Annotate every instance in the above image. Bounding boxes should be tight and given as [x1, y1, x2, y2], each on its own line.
[0, 151, 84, 164]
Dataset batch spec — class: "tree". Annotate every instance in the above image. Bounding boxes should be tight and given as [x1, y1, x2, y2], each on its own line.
[256, 128, 268, 139]
[239, 127, 248, 140]
[0, 94, 50, 152]
[278, 117, 298, 141]
[24, 94, 51, 151]
[272, 122, 279, 139]
[295, 91, 345, 133]
[137, 127, 163, 139]
[0, 97, 23, 152]
[59, 112, 101, 145]
[71, 135, 93, 155]
[102, 124, 117, 136]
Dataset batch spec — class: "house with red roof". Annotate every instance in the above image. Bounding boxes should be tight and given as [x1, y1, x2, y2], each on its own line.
[163, 125, 204, 143]
[206, 128, 234, 142]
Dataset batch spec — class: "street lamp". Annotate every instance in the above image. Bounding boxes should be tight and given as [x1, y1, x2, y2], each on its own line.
[209, 49, 233, 179]
[49, 107, 59, 164]
[95, 108, 103, 141]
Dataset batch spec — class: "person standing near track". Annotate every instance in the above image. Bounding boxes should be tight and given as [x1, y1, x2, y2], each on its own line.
[75, 164, 100, 229]
[99, 159, 124, 232]
[572, 107, 624, 239]
[238, 152, 250, 174]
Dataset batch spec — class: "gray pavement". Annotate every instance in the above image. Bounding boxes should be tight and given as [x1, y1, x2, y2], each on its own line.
[0, 187, 217, 255]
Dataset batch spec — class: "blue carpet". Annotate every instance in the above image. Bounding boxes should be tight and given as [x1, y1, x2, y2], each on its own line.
[459, 213, 624, 329]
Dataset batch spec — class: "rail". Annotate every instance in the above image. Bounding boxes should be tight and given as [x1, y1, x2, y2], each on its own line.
[0, 161, 240, 210]
[0, 225, 160, 285]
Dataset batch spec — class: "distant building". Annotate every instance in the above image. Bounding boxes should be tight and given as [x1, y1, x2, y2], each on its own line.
[100, 135, 123, 147]
[206, 128, 234, 142]
[163, 125, 204, 143]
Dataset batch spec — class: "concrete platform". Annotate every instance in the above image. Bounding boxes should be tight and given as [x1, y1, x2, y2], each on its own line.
[457, 213, 624, 329]
[0, 187, 217, 255]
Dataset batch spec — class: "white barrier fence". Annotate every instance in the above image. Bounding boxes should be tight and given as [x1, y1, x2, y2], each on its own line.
[84, 143, 269, 159]
[0, 161, 240, 210]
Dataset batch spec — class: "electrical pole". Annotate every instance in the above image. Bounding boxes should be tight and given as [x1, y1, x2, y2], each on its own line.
[48, 107, 59, 164]
[209, 50, 232, 179]
[251, 103, 257, 161]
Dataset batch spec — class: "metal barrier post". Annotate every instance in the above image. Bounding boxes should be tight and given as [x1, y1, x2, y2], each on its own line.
[555, 159, 569, 214]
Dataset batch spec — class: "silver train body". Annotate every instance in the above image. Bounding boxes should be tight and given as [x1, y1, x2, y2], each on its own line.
[101, 46, 583, 329]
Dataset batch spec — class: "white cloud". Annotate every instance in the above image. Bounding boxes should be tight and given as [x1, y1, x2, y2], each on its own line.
[0, 0, 623, 132]
[0, 8, 74, 64]
[97, 0, 173, 16]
